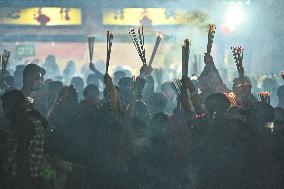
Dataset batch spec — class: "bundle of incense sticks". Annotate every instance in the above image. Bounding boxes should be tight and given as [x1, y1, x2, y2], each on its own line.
[207, 24, 216, 55]
[106, 31, 113, 74]
[148, 33, 163, 66]
[224, 91, 237, 106]
[128, 26, 146, 65]
[259, 91, 271, 104]
[170, 79, 182, 97]
[88, 36, 95, 63]
[231, 46, 244, 70]
[231, 46, 245, 78]
[182, 39, 190, 77]
[1, 49, 11, 72]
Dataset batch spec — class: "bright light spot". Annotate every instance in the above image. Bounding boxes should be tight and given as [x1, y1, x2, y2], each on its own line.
[224, 4, 245, 26]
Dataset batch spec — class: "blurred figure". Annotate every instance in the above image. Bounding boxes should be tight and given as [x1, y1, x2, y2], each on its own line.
[86, 74, 100, 88]
[262, 77, 279, 106]
[3, 76, 16, 90]
[161, 81, 176, 114]
[42, 55, 61, 80]
[147, 92, 168, 115]
[205, 93, 231, 119]
[71, 76, 84, 101]
[63, 60, 76, 85]
[113, 70, 126, 86]
[14, 65, 25, 90]
[233, 75, 257, 108]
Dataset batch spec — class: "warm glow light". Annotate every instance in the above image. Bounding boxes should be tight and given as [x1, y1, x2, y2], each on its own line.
[224, 92, 237, 106]
[157, 33, 163, 38]
[259, 91, 271, 97]
[0, 7, 82, 26]
[224, 4, 245, 26]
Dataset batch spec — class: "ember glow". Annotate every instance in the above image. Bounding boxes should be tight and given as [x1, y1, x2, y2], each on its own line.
[209, 24, 216, 33]
[224, 92, 237, 106]
[194, 113, 207, 119]
[259, 91, 271, 97]
[236, 82, 251, 89]
[258, 91, 271, 104]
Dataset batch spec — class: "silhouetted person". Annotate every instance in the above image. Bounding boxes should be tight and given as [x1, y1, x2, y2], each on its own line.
[21, 64, 45, 98]
[205, 93, 231, 119]
[42, 55, 61, 80]
[71, 76, 84, 101]
[63, 60, 76, 85]
[1, 90, 47, 189]
[86, 74, 100, 88]
[148, 92, 168, 115]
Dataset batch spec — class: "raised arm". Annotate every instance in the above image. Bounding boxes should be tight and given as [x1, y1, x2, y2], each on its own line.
[198, 25, 229, 95]
[104, 73, 119, 112]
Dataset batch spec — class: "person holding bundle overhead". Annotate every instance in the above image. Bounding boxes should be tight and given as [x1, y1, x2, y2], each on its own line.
[198, 24, 229, 99]
[231, 46, 257, 108]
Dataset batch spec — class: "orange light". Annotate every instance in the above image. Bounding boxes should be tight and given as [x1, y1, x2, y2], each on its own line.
[209, 24, 216, 33]
[259, 91, 271, 97]
[224, 92, 237, 106]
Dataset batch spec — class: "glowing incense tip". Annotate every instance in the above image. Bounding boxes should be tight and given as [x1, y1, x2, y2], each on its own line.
[209, 24, 216, 33]
[156, 33, 163, 38]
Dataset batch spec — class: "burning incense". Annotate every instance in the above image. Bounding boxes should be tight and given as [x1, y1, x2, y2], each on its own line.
[182, 39, 191, 77]
[207, 24, 216, 55]
[148, 33, 163, 66]
[231, 46, 244, 77]
[88, 36, 95, 64]
[106, 31, 113, 74]
[259, 91, 271, 104]
[128, 26, 146, 65]
[224, 91, 237, 106]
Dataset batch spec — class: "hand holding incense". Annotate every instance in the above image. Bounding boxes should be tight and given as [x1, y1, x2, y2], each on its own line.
[148, 33, 163, 66]
[106, 31, 113, 74]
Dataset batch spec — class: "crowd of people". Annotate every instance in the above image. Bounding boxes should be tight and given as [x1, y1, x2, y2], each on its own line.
[0, 30, 284, 189]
